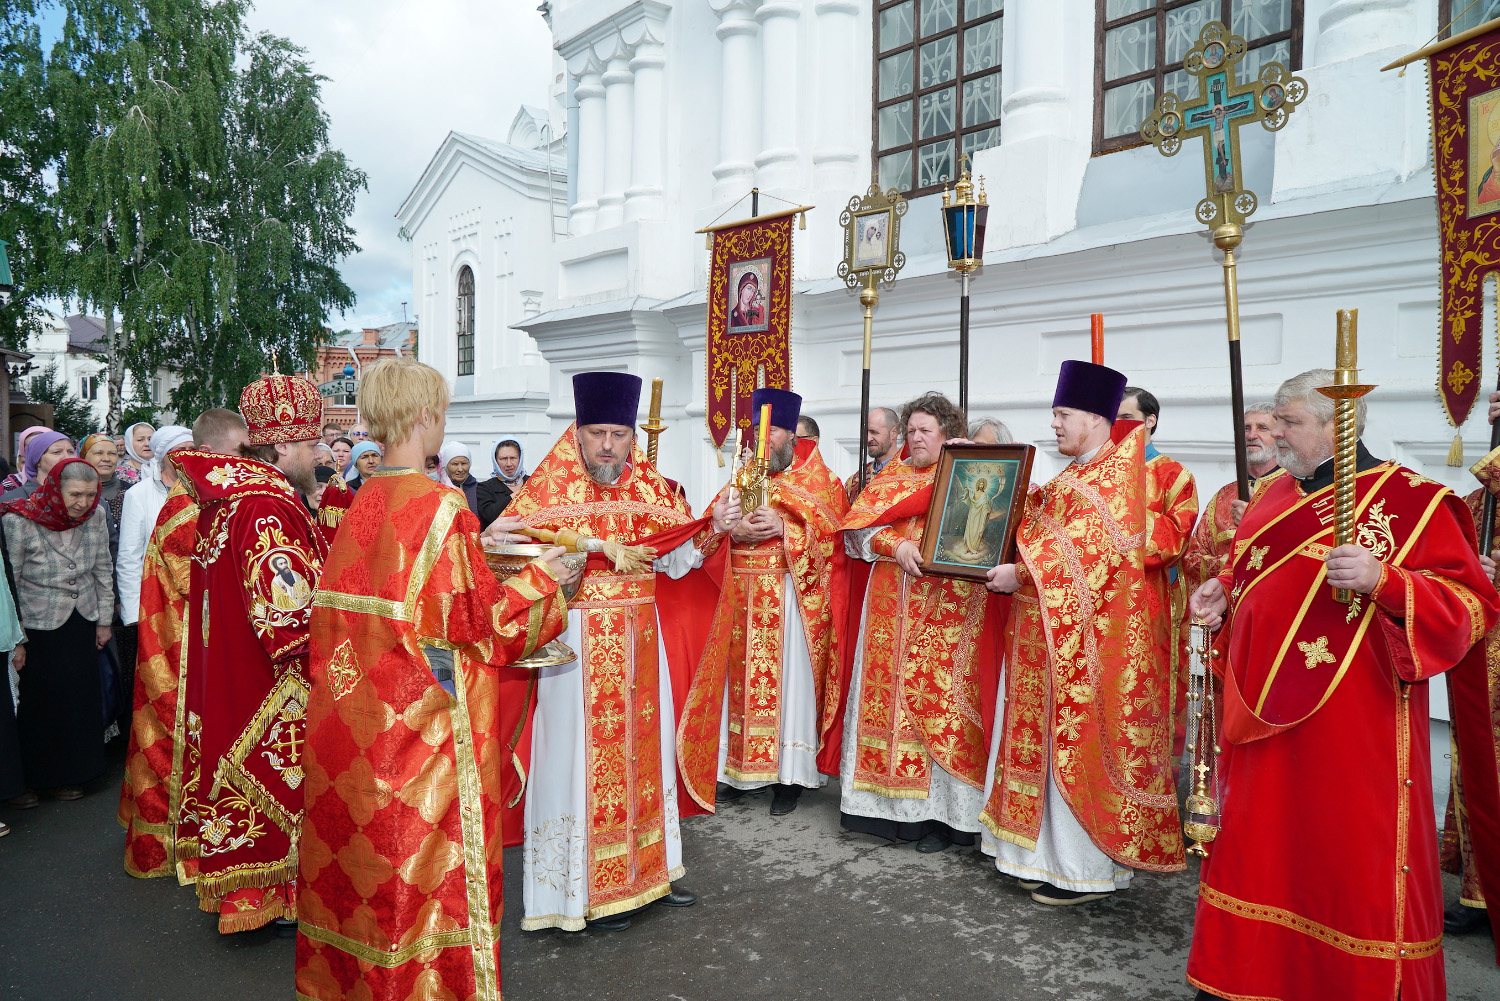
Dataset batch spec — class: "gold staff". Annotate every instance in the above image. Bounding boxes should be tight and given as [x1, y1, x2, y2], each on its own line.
[1316, 310, 1375, 604]
[640, 377, 667, 466]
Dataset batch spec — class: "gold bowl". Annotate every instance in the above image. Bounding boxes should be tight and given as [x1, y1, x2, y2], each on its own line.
[483, 544, 583, 669]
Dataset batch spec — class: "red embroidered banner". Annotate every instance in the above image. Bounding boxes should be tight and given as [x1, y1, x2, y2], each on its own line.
[1431, 24, 1500, 447]
[705, 214, 793, 448]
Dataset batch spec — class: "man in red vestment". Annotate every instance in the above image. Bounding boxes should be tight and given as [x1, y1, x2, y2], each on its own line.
[506, 372, 740, 932]
[1187, 369, 1500, 1001]
[1182, 403, 1282, 594]
[837, 391, 1001, 854]
[119, 408, 250, 882]
[983, 363, 1184, 904]
[844, 406, 901, 504]
[677, 388, 849, 817]
[297, 358, 576, 1001]
[173, 376, 328, 934]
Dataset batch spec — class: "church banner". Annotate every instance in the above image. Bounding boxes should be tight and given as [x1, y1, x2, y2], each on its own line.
[1430, 22, 1500, 456]
[705, 213, 793, 449]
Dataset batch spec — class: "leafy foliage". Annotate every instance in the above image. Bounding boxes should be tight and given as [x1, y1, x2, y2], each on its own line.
[0, 3, 58, 350]
[27, 361, 99, 441]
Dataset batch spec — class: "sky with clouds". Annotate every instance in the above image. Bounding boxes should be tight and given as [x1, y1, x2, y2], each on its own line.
[36, 0, 556, 332]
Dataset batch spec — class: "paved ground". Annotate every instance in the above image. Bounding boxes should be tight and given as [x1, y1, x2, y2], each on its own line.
[1, 752, 1496, 1001]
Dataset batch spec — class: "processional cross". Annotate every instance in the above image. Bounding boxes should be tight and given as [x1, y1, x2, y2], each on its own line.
[1141, 22, 1307, 499]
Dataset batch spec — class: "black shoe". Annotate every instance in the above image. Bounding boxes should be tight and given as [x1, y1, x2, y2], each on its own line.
[1444, 899, 1490, 935]
[715, 783, 749, 804]
[272, 918, 298, 939]
[770, 785, 802, 816]
[1030, 883, 1113, 905]
[5, 791, 38, 809]
[586, 914, 632, 931]
[657, 887, 697, 907]
[915, 830, 952, 853]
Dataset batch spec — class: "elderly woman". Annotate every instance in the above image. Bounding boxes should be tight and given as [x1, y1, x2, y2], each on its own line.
[78, 433, 127, 555]
[313, 442, 337, 471]
[3, 431, 75, 502]
[476, 438, 527, 525]
[3, 458, 114, 802]
[437, 441, 480, 512]
[346, 440, 382, 492]
[116, 427, 193, 630]
[968, 417, 1014, 444]
[0, 426, 48, 493]
[118, 422, 155, 484]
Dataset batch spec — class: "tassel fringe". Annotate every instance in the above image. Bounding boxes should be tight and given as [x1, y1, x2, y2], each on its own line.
[1449, 432, 1465, 467]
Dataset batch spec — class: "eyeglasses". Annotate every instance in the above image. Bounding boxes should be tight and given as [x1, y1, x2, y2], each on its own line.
[351, 431, 369, 438]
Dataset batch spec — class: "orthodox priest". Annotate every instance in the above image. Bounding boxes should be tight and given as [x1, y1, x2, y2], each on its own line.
[1186, 369, 1499, 1001]
[173, 376, 328, 933]
[506, 372, 741, 933]
[119, 408, 248, 882]
[296, 358, 576, 1001]
[981, 362, 1184, 904]
[1182, 403, 1282, 592]
[837, 391, 1000, 855]
[677, 388, 848, 817]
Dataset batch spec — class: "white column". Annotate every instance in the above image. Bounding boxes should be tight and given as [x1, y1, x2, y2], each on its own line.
[1000, 0, 1070, 145]
[812, 0, 860, 189]
[1312, 0, 1419, 65]
[571, 67, 605, 235]
[712, 0, 762, 200]
[625, 38, 666, 221]
[755, 0, 801, 188]
[595, 51, 634, 230]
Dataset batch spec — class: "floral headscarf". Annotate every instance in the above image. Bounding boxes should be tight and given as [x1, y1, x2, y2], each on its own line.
[1, 457, 101, 531]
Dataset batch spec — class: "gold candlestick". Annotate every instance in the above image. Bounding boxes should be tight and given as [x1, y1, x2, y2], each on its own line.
[735, 403, 772, 515]
[1316, 310, 1375, 604]
[640, 377, 667, 465]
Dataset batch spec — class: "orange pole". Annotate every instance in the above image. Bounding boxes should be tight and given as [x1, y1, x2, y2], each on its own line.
[1090, 313, 1104, 365]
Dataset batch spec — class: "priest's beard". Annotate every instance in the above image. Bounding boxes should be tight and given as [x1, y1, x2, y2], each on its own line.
[280, 458, 318, 496]
[1275, 439, 1329, 480]
[586, 457, 626, 485]
[767, 438, 795, 474]
[1245, 441, 1272, 466]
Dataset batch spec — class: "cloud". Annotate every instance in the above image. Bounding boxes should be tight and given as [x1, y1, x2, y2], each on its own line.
[243, 0, 555, 331]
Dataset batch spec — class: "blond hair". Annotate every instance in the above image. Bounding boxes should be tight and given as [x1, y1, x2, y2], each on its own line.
[358, 358, 450, 446]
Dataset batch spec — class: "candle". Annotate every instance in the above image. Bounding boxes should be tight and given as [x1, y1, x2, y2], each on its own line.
[756, 403, 771, 460]
[1335, 310, 1358, 370]
[1090, 313, 1104, 365]
[648, 377, 663, 417]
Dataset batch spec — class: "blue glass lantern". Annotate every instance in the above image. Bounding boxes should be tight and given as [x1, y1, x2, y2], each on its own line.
[941, 158, 988, 274]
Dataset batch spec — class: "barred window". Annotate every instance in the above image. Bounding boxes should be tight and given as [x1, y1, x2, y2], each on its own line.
[456, 265, 475, 378]
[873, 0, 1003, 197]
[1095, 1, 1302, 154]
[1440, 0, 1500, 36]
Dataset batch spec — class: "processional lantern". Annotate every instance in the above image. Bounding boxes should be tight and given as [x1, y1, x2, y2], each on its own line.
[1140, 21, 1307, 501]
[940, 159, 988, 414]
[839, 178, 908, 490]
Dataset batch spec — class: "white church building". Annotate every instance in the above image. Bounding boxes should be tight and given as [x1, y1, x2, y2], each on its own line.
[400, 0, 1498, 542]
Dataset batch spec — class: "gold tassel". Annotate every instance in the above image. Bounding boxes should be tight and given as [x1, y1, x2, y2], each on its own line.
[798, 210, 807, 230]
[716, 449, 725, 468]
[1448, 432, 1465, 467]
[706, 232, 712, 250]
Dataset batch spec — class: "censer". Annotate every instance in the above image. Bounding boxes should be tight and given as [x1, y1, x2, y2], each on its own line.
[1183, 621, 1221, 856]
[483, 545, 588, 669]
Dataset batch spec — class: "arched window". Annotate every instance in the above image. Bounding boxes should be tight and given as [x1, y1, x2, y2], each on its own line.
[456, 265, 476, 376]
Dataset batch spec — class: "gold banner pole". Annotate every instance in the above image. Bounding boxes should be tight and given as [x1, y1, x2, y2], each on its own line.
[1316, 310, 1375, 604]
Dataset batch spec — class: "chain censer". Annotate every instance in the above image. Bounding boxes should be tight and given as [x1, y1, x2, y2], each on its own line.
[1184, 621, 1221, 856]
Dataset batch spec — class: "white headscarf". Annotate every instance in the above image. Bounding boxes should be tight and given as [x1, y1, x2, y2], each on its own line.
[124, 422, 156, 466]
[490, 437, 527, 485]
[145, 425, 193, 487]
[437, 441, 472, 488]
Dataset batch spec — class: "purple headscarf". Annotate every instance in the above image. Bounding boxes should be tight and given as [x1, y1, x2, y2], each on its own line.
[22, 430, 71, 483]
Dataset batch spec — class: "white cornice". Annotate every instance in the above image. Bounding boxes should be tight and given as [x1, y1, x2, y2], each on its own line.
[556, 0, 671, 68]
[395, 132, 565, 236]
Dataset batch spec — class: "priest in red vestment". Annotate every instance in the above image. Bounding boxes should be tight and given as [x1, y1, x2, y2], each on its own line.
[506, 372, 740, 933]
[172, 375, 329, 934]
[296, 358, 575, 1001]
[1182, 403, 1282, 593]
[836, 391, 1002, 855]
[677, 388, 848, 817]
[1187, 369, 1500, 1001]
[982, 362, 1184, 905]
[120, 407, 248, 884]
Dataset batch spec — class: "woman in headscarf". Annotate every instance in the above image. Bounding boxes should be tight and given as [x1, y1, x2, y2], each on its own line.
[437, 440, 480, 513]
[330, 436, 354, 477]
[313, 442, 336, 470]
[116, 426, 193, 630]
[2, 431, 75, 502]
[3, 458, 113, 803]
[476, 437, 527, 526]
[0, 426, 47, 492]
[78, 433, 127, 556]
[346, 440, 383, 493]
[118, 422, 155, 484]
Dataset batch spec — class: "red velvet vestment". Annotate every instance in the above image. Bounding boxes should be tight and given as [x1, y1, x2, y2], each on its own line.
[677, 441, 849, 809]
[118, 485, 198, 879]
[981, 427, 1185, 872]
[1186, 462, 1500, 1001]
[294, 470, 567, 1001]
[173, 450, 328, 933]
[315, 475, 353, 549]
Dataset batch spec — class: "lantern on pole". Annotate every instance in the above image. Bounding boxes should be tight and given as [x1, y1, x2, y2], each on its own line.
[941, 158, 988, 413]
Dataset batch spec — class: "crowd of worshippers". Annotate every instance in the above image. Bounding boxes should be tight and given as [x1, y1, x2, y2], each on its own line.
[1, 355, 1495, 1001]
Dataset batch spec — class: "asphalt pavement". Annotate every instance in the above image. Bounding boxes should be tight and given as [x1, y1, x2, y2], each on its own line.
[1, 752, 1496, 1001]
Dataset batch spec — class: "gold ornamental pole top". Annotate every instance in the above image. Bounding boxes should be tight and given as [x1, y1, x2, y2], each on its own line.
[640, 377, 667, 464]
[1333, 310, 1359, 386]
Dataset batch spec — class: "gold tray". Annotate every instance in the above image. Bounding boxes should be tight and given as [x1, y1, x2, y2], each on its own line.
[484, 544, 583, 668]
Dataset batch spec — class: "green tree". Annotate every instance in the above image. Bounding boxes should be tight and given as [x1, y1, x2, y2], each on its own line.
[0, 2, 59, 350]
[27, 361, 99, 441]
